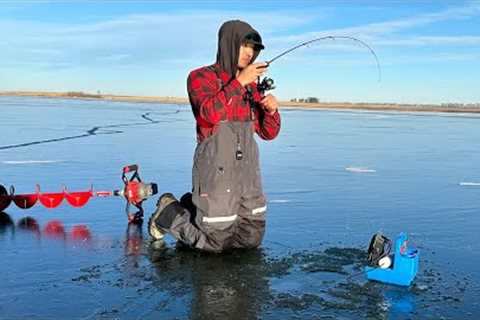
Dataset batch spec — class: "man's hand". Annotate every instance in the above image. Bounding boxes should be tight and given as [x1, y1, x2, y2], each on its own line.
[237, 62, 268, 87]
[260, 94, 278, 115]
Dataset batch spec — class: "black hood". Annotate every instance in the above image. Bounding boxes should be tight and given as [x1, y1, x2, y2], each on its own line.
[216, 20, 263, 78]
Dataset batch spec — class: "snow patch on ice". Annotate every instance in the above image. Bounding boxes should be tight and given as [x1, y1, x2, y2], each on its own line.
[269, 199, 291, 204]
[345, 166, 376, 173]
[459, 182, 480, 186]
[2, 160, 65, 165]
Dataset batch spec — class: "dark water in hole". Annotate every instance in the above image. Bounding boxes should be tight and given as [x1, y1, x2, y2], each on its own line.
[0, 96, 479, 319]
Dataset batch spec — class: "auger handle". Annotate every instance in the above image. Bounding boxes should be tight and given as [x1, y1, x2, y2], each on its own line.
[123, 165, 138, 173]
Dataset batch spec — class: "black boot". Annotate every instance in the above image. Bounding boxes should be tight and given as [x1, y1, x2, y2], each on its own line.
[148, 193, 184, 241]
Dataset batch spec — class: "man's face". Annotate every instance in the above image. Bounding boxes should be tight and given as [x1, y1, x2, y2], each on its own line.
[238, 43, 256, 69]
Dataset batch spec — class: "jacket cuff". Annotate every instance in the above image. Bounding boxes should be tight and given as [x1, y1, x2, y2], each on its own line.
[265, 109, 280, 122]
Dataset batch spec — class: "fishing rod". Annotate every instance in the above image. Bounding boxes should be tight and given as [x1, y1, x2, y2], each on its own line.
[257, 35, 382, 94]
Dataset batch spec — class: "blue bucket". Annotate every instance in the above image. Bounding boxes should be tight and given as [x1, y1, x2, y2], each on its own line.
[365, 232, 419, 286]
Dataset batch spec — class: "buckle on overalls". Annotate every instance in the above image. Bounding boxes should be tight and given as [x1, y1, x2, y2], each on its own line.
[236, 150, 243, 160]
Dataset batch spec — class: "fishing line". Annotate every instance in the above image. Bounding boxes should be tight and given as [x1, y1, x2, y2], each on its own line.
[266, 35, 382, 82]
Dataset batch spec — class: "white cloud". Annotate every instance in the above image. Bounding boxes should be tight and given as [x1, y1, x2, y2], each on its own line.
[1, 4, 479, 102]
[27, 48, 64, 56]
[0, 10, 317, 72]
[428, 52, 480, 62]
[326, 3, 479, 37]
[266, 3, 480, 49]
[97, 53, 132, 62]
[377, 35, 480, 46]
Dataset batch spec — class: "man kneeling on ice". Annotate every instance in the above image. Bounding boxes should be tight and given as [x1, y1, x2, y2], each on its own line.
[148, 20, 281, 252]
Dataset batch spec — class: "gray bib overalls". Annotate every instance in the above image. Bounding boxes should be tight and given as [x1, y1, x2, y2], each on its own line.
[168, 120, 267, 252]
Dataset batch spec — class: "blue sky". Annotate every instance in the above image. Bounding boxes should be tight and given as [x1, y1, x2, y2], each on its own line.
[1, 1, 479, 104]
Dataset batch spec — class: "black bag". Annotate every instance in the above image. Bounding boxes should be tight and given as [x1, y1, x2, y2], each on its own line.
[367, 233, 392, 267]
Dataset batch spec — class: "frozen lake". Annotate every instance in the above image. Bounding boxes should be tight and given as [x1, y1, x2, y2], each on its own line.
[0, 96, 479, 319]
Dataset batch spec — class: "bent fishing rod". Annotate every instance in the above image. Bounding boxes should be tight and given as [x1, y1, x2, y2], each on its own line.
[257, 35, 382, 93]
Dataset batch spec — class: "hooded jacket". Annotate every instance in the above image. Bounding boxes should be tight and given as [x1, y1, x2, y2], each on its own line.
[216, 20, 263, 79]
[187, 20, 280, 143]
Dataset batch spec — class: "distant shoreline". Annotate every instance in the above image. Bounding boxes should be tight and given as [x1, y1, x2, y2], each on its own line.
[1, 90, 479, 114]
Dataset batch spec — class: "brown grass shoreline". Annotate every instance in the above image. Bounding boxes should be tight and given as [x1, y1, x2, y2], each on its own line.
[1, 90, 479, 114]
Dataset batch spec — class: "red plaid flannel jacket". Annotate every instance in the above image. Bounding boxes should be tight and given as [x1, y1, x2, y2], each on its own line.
[187, 63, 281, 143]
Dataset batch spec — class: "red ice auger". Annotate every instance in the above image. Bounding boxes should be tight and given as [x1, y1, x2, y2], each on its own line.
[0, 164, 157, 223]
